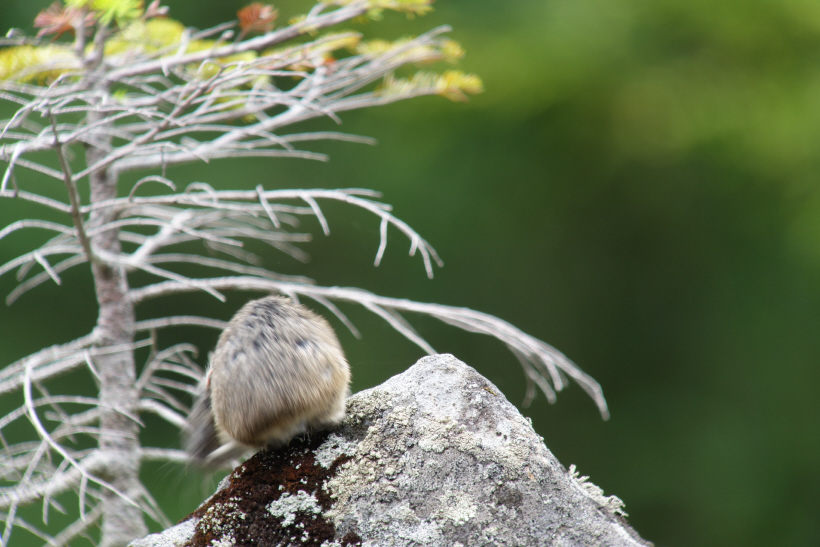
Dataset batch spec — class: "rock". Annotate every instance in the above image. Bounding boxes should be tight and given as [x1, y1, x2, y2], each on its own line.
[129, 520, 196, 547]
[132, 354, 651, 547]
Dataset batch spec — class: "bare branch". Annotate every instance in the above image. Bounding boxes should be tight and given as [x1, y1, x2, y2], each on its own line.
[80, 188, 442, 277]
[0, 190, 72, 214]
[128, 175, 177, 201]
[374, 216, 389, 267]
[0, 5, 587, 544]
[257, 184, 281, 228]
[135, 344, 200, 393]
[0, 245, 83, 280]
[48, 501, 104, 547]
[106, 2, 371, 81]
[147, 254, 313, 284]
[0, 450, 107, 510]
[306, 294, 361, 339]
[6, 255, 86, 304]
[129, 277, 610, 418]
[134, 316, 227, 332]
[0, 512, 55, 544]
[362, 302, 436, 355]
[48, 114, 95, 264]
[137, 399, 187, 429]
[138, 448, 188, 464]
[0, 333, 98, 392]
[31, 253, 61, 286]
[0, 339, 153, 396]
[0, 220, 75, 242]
[0, 142, 23, 192]
[22, 363, 141, 512]
[301, 192, 330, 236]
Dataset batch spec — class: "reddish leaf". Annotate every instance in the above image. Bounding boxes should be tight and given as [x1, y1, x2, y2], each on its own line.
[237, 3, 278, 37]
[34, 2, 95, 39]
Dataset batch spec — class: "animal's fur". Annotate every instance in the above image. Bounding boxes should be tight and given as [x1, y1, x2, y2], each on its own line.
[184, 296, 350, 466]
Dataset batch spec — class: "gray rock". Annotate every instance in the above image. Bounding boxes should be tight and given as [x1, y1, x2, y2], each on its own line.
[128, 520, 196, 547]
[133, 354, 650, 547]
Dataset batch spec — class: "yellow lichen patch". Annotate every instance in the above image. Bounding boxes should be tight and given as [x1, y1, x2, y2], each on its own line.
[368, 0, 434, 16]
[379, 70, 483, 102]
[0, 45, 78, 84]
[440, 39, 465, 62]
[128, 18, 186, 49]
[332, 0, 433, 21]
[184, 40, 259, 79]
[356, 37, 411, 56]
[356, 37, 464, 65]
[435, 70, 483, 102]
[262, 32, 362, 72]
[103, 18, 187, 57]
[286, 14, 321, 37]
[313, 32, 363, 55]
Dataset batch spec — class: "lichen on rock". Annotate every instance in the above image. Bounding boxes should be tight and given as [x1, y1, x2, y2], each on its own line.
[130, 354, 650, 547]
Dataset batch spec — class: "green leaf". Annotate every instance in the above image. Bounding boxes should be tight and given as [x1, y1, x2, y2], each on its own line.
[0, 45, 78, 83]
[92, 0, 145, 27]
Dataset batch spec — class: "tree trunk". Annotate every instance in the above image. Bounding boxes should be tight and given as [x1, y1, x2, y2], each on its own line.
[86, 99, 147, 546]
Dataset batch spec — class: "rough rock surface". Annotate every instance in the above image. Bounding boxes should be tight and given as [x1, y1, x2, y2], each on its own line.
[131, 354, 651, 547]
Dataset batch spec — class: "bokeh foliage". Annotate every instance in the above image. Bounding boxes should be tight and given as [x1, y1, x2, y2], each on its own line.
[1, 0, 819, 545]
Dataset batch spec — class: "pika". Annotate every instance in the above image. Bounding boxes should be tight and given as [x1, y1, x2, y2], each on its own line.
[184, 295, 350, 467]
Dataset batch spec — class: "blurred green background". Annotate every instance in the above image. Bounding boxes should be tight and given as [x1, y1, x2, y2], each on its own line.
[2, 0, 820, 545]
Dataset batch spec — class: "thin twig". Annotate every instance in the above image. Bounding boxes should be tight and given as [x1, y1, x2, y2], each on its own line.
[48, 113, 95, 264]
[23, 363, 141, 511]
[129, 276, 610, 418]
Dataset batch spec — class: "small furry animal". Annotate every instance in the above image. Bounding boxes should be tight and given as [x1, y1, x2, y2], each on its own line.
[184, 295, 350, 467]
